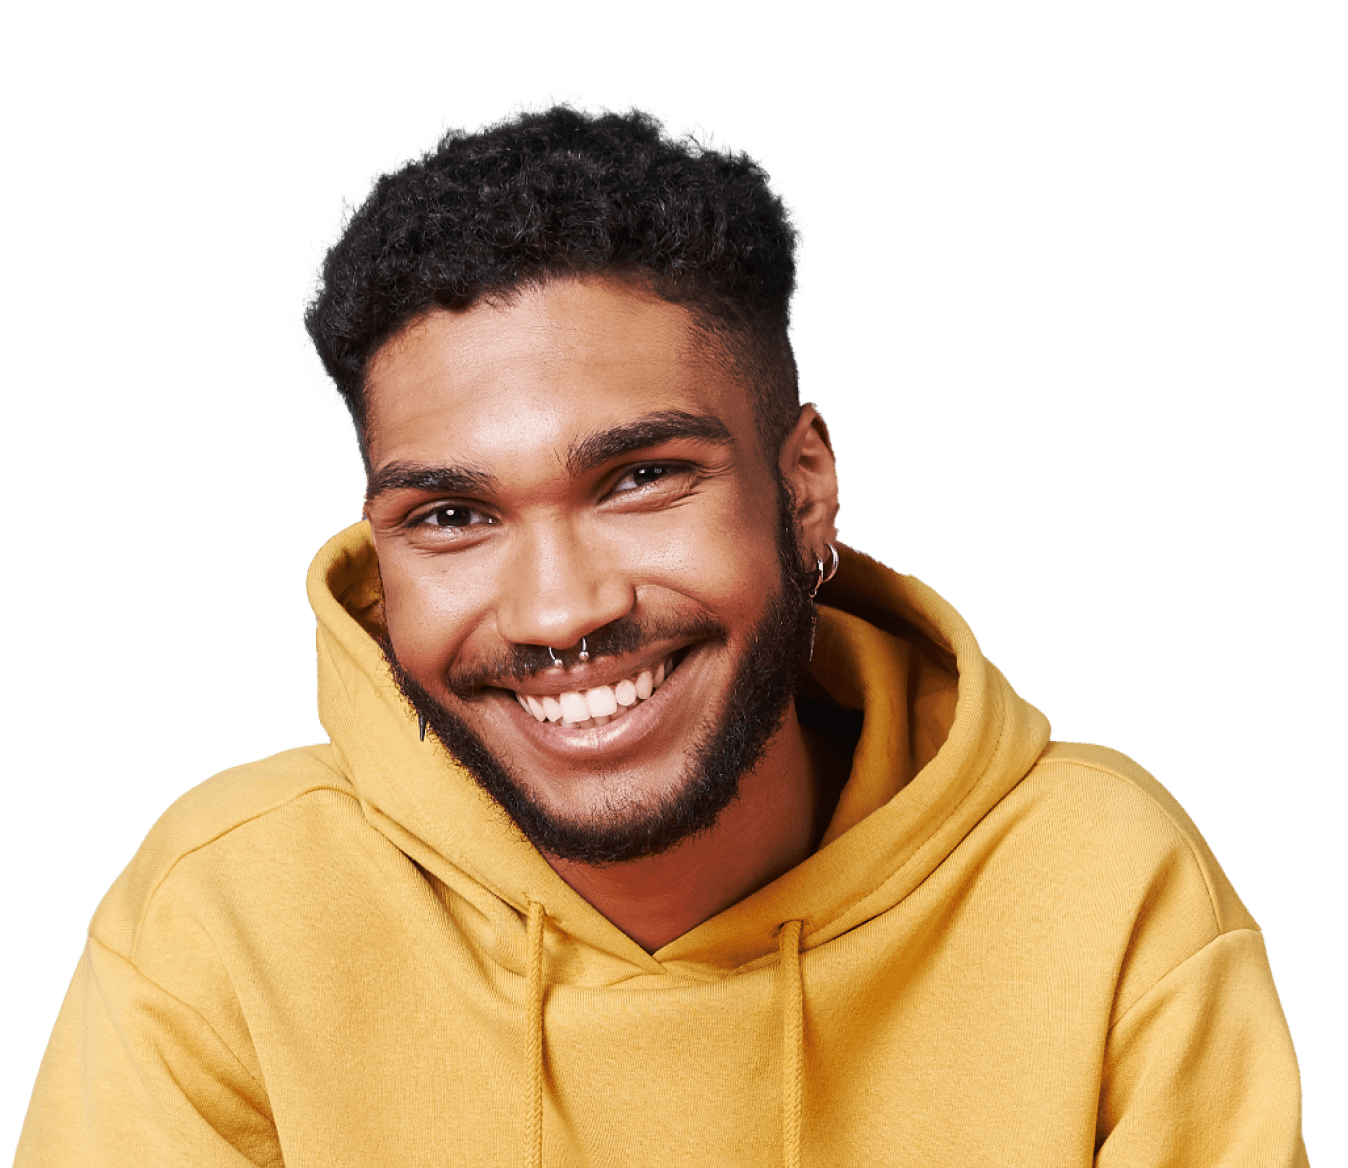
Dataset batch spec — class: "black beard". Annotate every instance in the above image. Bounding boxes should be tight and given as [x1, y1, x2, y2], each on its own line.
[385, 491, 818, 866]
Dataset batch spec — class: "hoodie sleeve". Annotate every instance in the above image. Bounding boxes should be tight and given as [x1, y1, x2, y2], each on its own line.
[16, 937, 283, 1168]
[1094, 928, 1308, 1168]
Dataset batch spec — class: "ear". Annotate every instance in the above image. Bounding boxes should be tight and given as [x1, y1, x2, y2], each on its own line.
[778, 404, 839, 558]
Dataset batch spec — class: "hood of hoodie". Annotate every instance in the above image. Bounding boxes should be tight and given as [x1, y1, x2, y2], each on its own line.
[308, 521, 1050, 979]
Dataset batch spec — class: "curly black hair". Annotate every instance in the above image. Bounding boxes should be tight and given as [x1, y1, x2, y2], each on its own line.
[305, 107, 800, 468]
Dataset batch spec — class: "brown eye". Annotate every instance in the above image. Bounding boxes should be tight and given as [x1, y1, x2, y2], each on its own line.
[422, 506, 481, 528]
[613, 464, 680, 494]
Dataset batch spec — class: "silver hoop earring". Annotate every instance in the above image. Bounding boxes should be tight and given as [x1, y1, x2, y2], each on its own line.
[577, 637, 590, 662]
[811, 542, 840, 598]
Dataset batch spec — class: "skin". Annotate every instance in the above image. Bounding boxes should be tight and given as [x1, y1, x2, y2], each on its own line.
[363, 277, 839, 950]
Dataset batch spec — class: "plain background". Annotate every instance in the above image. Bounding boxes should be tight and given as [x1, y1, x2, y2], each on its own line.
[4, 0, 1343, 1158]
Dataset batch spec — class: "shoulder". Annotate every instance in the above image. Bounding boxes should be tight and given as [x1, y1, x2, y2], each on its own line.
[1012, 741, 1255, 929]
[90, 746, 362, 959]
[1006, 742, 1260, 1015]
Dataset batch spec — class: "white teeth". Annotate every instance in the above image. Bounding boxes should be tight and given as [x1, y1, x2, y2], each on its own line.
[518, 654, 680, 727]
[585, 685, 618, 719]
[559, 692, 589, 723]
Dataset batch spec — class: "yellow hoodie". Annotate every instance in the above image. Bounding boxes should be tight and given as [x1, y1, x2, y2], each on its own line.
[18, 524, 1307, 1166]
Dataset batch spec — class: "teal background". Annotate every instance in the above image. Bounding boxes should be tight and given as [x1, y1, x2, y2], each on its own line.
[5, 2, 1342, 1157]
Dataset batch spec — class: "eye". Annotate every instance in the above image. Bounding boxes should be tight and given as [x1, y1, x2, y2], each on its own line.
[610, 463, 686, 495]
[414, 504, 492, 530]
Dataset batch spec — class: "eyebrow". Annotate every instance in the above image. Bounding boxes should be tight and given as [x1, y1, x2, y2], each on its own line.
[365, 462, 500, 505]
[365, 410, 734, 504]
[565, 410, 733, 476]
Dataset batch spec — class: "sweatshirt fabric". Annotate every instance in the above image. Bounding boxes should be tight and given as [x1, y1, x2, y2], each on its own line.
[18, 523, 1307, 1166]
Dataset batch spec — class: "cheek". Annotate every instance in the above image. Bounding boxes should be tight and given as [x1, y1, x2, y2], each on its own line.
[376, 551, 489, 679]
[621, 488, 782, 624]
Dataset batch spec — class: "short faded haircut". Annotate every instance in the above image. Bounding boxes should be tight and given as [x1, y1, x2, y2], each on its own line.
[305, 107, 800, 469]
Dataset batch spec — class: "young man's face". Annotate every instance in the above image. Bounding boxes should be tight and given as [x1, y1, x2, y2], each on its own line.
[363, 278, 835, 863]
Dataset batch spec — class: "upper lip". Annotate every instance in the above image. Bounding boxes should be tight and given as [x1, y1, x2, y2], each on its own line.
[501, 644, 685, 698]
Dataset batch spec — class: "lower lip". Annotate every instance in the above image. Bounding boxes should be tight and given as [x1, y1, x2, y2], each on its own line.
[494, 648, 702, 760]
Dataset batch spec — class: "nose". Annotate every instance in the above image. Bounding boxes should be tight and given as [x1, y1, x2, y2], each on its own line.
[494, 520, 635, 653]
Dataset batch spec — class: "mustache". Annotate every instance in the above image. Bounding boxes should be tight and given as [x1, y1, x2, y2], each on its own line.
[442, 611, 729, 698]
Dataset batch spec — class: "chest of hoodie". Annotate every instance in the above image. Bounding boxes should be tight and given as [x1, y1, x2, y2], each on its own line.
[118, 772, 1198, 1167]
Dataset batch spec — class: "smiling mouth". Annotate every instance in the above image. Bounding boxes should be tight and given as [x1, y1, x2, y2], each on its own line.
[512, 654, 679, 729]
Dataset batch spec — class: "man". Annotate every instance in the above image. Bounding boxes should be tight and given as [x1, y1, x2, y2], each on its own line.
[18, 108, 1306, 1165]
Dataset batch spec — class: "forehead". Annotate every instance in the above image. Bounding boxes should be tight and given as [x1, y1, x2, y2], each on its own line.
[364, 279, 754, 474]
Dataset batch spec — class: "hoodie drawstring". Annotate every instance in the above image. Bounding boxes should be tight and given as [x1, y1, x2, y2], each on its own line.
[525, 901, 546, 1168]
[779, 919, 805, 1168]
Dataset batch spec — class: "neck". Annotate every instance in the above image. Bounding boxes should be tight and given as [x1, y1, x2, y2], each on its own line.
[544, 704, 824, 952]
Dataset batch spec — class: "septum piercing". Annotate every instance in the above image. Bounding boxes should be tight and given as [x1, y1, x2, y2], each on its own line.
[547, 638, 589, 667]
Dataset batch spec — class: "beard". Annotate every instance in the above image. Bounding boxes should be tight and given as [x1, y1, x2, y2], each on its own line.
[385, 487, 818, 866]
